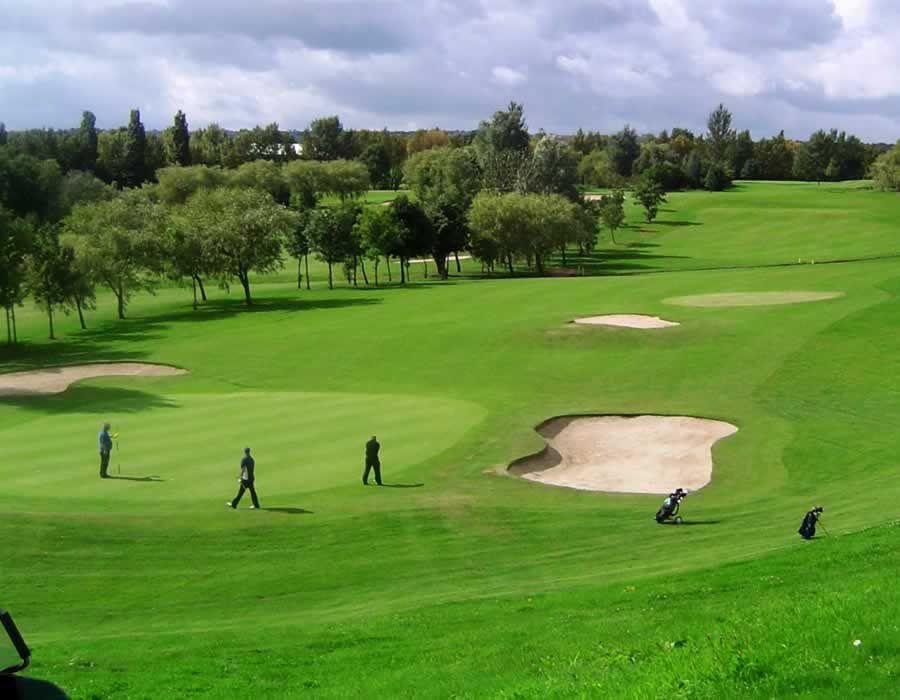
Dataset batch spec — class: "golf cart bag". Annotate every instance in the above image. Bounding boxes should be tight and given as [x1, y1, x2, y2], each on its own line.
[798, 506, 823, 540]
[656, 488, 687, 524]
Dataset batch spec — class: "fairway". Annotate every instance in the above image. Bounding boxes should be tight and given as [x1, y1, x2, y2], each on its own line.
[5, 182, 900, 698]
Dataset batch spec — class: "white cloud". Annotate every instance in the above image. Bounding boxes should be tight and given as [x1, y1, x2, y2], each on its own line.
[492, 65, 527, 86]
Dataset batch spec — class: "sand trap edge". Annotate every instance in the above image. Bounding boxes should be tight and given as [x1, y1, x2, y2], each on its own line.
[0, 362, 190, 397]
[572, 314, 680, 329]
[508, 413, 738, 495]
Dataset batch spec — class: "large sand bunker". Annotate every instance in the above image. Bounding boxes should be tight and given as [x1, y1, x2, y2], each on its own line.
[0, 363, 188, 397]
[574, 314, 679, 329]
[510, 415, 737, 494]
[665, 291, 843, 307]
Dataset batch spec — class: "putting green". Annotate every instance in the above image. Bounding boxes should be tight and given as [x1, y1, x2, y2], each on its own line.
[3, 391, 486, 505]
[664, 290, 844, 307]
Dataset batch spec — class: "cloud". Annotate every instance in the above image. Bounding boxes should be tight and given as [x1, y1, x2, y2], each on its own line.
[1, 0, 900, 141]
[492, 66, 527, 86]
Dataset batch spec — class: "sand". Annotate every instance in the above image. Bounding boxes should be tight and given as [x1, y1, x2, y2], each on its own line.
[510, 415, 737, 494]
[664, 291, 843, 307]
[0, 363, 188, 397]
[574, 314, 679, 329]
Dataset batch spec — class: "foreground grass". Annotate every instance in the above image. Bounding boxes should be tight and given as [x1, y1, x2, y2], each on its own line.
[4, 182, 900, 698]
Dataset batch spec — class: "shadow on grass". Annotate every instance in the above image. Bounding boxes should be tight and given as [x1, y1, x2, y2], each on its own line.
[0, 385, 180, 415]
[658, 520, 722, 526]
[263, 507, 313, 515]
[106, 474, 166, 482]
[380, 483, 425, 489]
[150, 295, 382, 324]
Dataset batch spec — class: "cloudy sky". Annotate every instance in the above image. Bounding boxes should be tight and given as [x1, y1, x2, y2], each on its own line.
[2, 0, 899, 141]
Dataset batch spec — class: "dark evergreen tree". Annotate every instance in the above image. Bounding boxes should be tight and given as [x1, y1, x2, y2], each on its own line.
[123, 109, 147, 187]
[172, 110, 191, 166]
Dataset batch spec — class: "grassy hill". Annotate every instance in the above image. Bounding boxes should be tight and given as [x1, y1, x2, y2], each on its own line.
[3, 181, 900, 698]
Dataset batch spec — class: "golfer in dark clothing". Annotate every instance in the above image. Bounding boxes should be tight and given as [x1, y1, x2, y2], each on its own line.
[363, 435, 382, 485]
[227, 447, 260, 509]
[98, 422, 113, 478]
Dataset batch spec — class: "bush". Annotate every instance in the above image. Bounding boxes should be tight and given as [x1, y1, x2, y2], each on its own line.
[704, 163, 732, 192]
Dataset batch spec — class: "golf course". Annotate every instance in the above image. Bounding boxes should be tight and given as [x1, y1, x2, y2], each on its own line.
[5, 180, 900, 698]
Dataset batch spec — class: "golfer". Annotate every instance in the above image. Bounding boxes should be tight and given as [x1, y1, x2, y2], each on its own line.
[227, 447, 260, 509]
[363, 435, 382, 486]
[98, 422, 113, 478]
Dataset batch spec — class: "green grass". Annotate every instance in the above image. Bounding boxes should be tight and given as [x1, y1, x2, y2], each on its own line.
[4, 181, 900, 698]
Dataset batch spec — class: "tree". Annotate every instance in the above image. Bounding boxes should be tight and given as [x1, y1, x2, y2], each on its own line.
[577, 148, 620, 188]
[283, 160, 322, 209]
[404, 146, 481, 277]
[0, 149, 63, 220]
[63, 189, 167, 318]
[359, 143, 391, 189]
[0, 207, 29, 344]
[391, 195, 433, 283]
[731, 130, 754, 179]
[871, 141, 900, 191]
[683, 150, 705, 187]
[317, 160, 369, 201]
[123, 109, 147, 187]
[475, 102, 530, 192]
[156, 165, 228, 206]
[527, 134, 579, 200]
[183, 187, 297, 305]
[706, 103, 734, 164]
[285, 205, 312, 290]
[704, 162, 732, 191]
[229, 160, 290, 204]
[607, 126, 641, 177]
[304, 208, 351, 289]
[58, 233, 96, 329]
[633, 180, 667, 222]
[58, 170, 115, 217]
[171, 110, 191, 166]
[96, 129, 128, 186]
[598, 190, 626, 244]
[74, 111, 99, 172]
[406, 129, 451, 156]
[26, 224, 72, 339]
[354, 206, 403, 286]
[303, 116, 345, 161]
[0, 123, 6, 147]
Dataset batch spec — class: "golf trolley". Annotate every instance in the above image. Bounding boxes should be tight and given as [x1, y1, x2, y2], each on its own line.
[655, 488, 687, 524]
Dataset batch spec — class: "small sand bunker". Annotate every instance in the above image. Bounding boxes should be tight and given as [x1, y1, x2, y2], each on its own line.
[574, 314, 679, 329]
[510, 415, 737, 494]
[0, 363, 187, 397]
[665, 291, 843, 307]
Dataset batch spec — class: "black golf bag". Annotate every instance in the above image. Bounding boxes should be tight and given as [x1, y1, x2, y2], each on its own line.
[656, 488, 687, 524]
[798, 507, 823, 540]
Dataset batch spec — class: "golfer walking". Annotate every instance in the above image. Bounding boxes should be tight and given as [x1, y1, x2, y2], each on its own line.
[227, 447, 260, 509]
[98, 422, 113, 478]
[363, 435, 382, 486]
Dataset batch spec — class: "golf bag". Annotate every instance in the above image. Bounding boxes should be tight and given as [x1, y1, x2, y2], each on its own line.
[655, 488, 687, 524]
[798, 506, 823, 540]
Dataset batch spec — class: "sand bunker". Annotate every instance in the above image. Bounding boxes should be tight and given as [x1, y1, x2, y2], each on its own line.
[665, 291, 843, 307]
[0, 363, 188, 397]
[574, 314, 679, 329]
[510, 415, 737, 494]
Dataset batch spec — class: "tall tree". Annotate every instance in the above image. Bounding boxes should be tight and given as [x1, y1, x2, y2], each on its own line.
[731, 129, 754, 179]
[26, 224, 72, 340]
[74, 111, 99, 172]
[475, 102, 530, 192]
[598, 190, 626, 244]
[172, 110, 191, 166]
[354, 206, 403, 286]
[404, 146, 481, 278]
[0, 122, 7, 147]
[633, 180, 667, 222]
[303, 116, 345, 161]
[63, 189, 166, 319]
[184, 187, 297, 305]
[0, 207, 29, 344]
[706, 103, 735, 164]
[391, 195, 433, 284]
[607, 126, 641, 177]
[527, 134, 579, 201]
[123, 109, 147, 187]
[305, 208, 351, 289]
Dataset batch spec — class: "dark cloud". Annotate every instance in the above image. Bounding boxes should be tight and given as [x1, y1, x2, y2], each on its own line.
[695, 0, 842, 51]
[1, 0, 899, 141]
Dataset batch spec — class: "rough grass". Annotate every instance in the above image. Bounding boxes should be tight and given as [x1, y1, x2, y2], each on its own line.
[3, 182, 900, 698]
